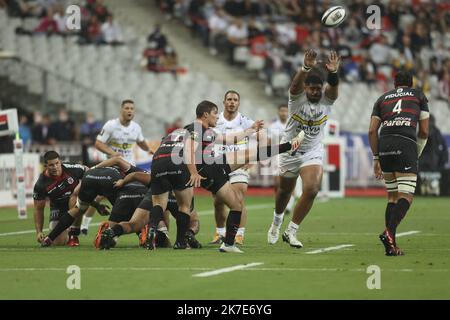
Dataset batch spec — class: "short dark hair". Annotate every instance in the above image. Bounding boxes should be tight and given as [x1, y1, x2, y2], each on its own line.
[305, 74, 323, 86]
[121, 99, 134, 107]
[43, 151, 60, 164]
[224, 90, 240, 101]
[278, 104, 288, 110]
[196, 100, 218, 118]
[394, 70, 413, 87]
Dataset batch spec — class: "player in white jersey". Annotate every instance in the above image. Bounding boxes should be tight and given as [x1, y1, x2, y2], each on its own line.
[269, 104, 296, 215]
[81, 100, 151, 234]
[267, 49, 340, 247]
[95, 99, 150, 164]
[210, 90, 255, 245]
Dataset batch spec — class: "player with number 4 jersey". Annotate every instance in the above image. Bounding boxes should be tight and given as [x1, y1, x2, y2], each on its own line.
[369, 70, 430, 256]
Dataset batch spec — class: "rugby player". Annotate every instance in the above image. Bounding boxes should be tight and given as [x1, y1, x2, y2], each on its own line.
[81, 99, 151, 234]
[369, 70, 429, 256]
[33, 151, 87, 246]
[40, 159, 143, 246]
[150, 100, 303, 253]
[210, 90, 255, 246]
[269, 104, 296, 216]
[98, 170, 201, 250]
[267, 49, 340, 248]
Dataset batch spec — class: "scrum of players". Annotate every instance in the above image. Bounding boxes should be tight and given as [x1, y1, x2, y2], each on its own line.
[35, 49, 429, 256]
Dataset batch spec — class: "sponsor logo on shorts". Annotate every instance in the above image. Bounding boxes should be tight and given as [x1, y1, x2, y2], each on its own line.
[379, 150, 402, 156]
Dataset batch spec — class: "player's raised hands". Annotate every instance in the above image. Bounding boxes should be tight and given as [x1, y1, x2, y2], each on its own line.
[303, 49, 318, 69]
[326, 50, 340, 73]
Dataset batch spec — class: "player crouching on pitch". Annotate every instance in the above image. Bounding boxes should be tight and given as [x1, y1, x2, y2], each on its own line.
[369, 70, 429, 256]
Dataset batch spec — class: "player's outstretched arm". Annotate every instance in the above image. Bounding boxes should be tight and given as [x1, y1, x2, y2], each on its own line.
[324, 50, 340, 101]
[368, 116, 382, 180]
[114, 172, 151, 188]
[94, 156, 131, 172]
[33, 199, 46, 243]
[290, 49, 317, 96]
[217, 120, 264, 145]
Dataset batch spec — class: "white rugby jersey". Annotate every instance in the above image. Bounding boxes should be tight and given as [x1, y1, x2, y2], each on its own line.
[269, 118, 288, 141]
[96, 118, 145, 163]
[214, 112, 255, 153]
[282, 91, 335, 153]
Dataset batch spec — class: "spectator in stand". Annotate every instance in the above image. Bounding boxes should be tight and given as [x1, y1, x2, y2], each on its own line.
[147, 24, 167, 50]
[90, 0, 110, 23]
[34, 5, 58, 34]
[166, 117, 183, 134]
[369, 35, 392, 66]
[32, 112, 54, 145]
[208, 8, 229, 55]
[80, 14, 102, 44]
[358, 54, 376, 86]
[160, 46, 179, 76]
[80, 111, 103, 166]
[101, 15, 124, 45]
[226, 17, 248, 65]
[143, 41, 164, 72]
[50, 109, 76, 142]
[80, 112, 102, 144]
[18, 114, 32, 147]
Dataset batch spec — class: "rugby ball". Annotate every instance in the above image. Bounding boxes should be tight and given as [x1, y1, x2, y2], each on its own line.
[321, 6, 347, 28]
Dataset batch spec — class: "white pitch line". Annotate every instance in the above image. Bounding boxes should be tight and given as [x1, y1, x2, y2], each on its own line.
[1, 266, 448, 273]
[0, 203, 273, 237]
[192, 262, 264, 278]
[396, 230, 421, 237]
[306, 244, 354, 254]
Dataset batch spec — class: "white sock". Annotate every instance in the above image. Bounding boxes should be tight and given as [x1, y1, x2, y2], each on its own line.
[286, 221, 299, 234]
[81, 216, 92, 230]
[217, 227, 226, 237]
[286, 196, 296, 212]
[237, 227, 245, 236]
[157, 226, 168, 234]
[273, 210, 284, 226]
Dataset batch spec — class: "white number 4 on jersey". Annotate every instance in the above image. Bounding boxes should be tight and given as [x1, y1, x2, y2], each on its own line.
[393, 99, 402, 114]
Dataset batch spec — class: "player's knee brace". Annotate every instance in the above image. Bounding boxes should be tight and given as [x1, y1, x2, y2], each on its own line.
[384, 178, 398, 193]
[397, 176, 417, 194]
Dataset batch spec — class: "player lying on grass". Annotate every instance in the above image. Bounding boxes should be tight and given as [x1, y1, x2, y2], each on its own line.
[33, 151, 107, 246]
[97, 170, 202, 250]
[145, 100, 304, 253]
[369, 70, 429, 256]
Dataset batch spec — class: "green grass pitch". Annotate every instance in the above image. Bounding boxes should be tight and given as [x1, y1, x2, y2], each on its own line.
[0, 196, 449, 299]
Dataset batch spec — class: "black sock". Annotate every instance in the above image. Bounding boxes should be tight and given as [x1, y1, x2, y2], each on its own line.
[68, 227, 80, 237]
[111, 224, 124, 237]
[48, 213, 75, 241]
[176, 211, 190, 244]
[149, 206, 164, 228]
[385, 202, 396, 229]
[224, 210, 241, 245]
[257, 143, 291, 161]
[387, 198, 411, 237]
